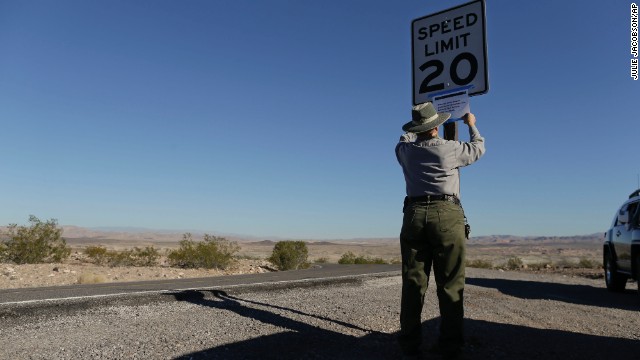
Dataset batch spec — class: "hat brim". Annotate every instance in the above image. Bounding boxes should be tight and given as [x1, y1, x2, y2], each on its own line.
[402, 113, 451, 133]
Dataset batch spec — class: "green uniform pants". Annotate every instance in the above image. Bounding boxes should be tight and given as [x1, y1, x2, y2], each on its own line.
[398, 199, 466, 354]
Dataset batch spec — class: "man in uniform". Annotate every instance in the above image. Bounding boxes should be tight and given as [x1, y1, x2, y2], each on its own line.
[395, 102, 485, 359]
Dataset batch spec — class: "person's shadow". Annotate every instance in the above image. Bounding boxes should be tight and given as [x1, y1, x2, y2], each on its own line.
[170, 290, 396, 359]
[170, 289, 639, 359]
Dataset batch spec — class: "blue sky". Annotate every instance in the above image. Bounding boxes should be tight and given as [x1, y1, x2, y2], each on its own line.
[0, 0, 637, 239]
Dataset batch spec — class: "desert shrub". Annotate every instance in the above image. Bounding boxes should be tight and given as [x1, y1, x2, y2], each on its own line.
[356, 256, 386, 264]
[85, 246, 160, 267]
[314, 257, 329, 264]
[167, 233, 239, 269]
[466, 259, 493, 269]
[110, 247, 160, 267]
[578, 257, 600, 269]
[129, 246, 160, 266]
[527, 261, 552, 270]
[338, 251, 387, 265]
[85, 246, 109, 265]
[505, 256, 523, 270]
[0, 215, 70, 264]
[554, 259, 579, 269]
[268, 241, 310, 270]
[338, 251, 357, 264]
[103, 250, 136, 267]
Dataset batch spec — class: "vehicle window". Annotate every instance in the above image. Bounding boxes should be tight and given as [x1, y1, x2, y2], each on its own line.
[630, 202, 640, 226]
[617, 202, 639, 226]
[616, 204, 631, 226]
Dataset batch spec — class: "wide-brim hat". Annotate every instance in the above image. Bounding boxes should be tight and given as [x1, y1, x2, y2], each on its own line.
[402, 102, 451, 133]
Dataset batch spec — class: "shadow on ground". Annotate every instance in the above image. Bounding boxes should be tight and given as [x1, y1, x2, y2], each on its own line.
[169, 290, 396, 359]
[463, 318, 639, 359]
[169, 289, 639, 360]
[467, 276, 639, 310]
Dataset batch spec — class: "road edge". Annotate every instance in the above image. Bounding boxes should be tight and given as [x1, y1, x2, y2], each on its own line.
[0, 270, 400, 319]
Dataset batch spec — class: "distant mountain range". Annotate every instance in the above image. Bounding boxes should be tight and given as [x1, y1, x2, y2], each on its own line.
[0, 225, 602, 245]
[468, 233, 602, 245]
[47, 226, 603, 245]
[59, 226, 270, 244]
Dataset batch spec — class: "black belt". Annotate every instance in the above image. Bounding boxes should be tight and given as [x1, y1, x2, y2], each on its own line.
[406, 194, 461, 206]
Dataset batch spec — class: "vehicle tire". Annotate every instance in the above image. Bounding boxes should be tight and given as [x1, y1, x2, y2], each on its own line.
[604, 251, 627, 292]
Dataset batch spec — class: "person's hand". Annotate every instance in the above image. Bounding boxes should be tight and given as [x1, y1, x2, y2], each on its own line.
[463, 113, 476, 127]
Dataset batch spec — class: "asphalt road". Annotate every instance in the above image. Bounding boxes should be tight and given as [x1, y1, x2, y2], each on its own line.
[0, 264, 400, 306]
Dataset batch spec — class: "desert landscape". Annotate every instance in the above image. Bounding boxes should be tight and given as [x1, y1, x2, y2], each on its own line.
[0, 226, 604, 289]
[4, 227, 634, 360]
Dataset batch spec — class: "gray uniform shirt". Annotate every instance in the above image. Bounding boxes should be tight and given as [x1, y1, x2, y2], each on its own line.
[395, 125, 485, 198]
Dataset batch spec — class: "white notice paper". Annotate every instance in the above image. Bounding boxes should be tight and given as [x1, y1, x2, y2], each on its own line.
[431, 86, 471, 123]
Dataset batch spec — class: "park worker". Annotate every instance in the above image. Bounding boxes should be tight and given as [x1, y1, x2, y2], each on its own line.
[395, 102, 485, 359]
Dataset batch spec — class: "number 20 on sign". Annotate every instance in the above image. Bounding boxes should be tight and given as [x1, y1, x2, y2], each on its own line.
[412, 0, 489, 104]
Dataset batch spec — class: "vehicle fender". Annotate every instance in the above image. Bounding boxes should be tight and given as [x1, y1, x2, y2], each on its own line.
[603, 239, 615, 254]
[603, 242, 617, 264]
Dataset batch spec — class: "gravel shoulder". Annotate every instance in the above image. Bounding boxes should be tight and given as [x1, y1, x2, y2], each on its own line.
[1, 268, 638, 359]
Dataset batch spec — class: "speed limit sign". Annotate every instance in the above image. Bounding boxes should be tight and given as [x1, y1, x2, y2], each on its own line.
[412, 0, 488, 104]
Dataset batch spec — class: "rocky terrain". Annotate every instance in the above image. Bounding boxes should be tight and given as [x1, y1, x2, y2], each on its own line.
[0, 256, 273, 289]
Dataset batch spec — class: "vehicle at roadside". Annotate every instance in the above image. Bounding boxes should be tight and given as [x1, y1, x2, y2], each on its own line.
[603, 189, 640, 295]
